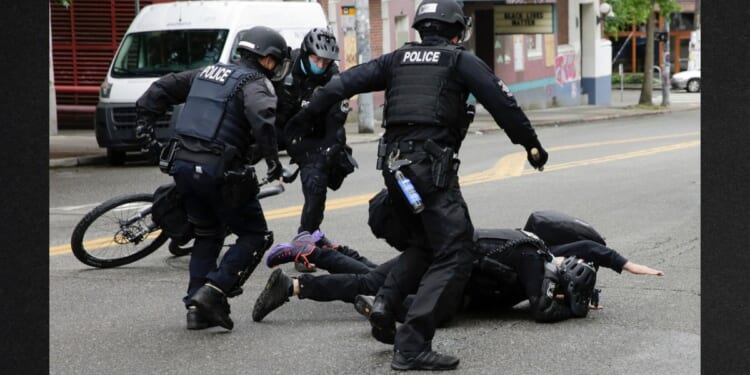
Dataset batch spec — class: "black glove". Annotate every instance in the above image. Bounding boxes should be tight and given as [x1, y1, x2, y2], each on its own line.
[135, 115, 157, 151]
[524, 139, 548, 171]
[265, 156, 283, 181]
[284, 109, 314, 147]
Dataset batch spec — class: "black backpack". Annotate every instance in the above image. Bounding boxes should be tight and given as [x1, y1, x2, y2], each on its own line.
[150, 183, 193, 245]
[523, 210, 606, 246]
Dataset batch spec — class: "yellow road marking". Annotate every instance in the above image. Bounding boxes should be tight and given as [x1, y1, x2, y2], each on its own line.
[50, 230, 162, 256]
[51, 133, 699, 256]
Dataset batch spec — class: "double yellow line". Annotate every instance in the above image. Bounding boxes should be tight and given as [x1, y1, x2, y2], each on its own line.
[51, 132, 699, 256]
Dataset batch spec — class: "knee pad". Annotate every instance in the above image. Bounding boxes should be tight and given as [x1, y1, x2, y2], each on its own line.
[558, 256, 598, 317]
[189, 215, 224, 239]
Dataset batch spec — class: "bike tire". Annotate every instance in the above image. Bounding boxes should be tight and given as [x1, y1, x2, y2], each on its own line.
[70, 193, 168, 268]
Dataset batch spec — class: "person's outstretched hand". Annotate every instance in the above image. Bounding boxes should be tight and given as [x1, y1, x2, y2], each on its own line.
[623, 261, 664, 276]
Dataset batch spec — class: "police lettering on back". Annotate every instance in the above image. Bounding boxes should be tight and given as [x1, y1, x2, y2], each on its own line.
[401, 50, 441, 64]
[199, 65, 234, 84]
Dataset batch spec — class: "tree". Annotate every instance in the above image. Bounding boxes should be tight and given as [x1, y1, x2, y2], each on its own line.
[604, 0, 681, 105]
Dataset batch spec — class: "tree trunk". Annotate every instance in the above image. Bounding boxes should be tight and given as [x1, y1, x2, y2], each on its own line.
[639, 1, 656, 105]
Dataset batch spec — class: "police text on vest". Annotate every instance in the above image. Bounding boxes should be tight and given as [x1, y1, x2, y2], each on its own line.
[402, 51, 441, 64]
[199, 65, 233, 83]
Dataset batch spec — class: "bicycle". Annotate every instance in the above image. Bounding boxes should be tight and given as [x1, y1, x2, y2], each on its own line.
[70, 167, 299, 268]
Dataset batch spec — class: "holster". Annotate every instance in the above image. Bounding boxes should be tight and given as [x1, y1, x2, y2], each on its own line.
[424, 138, 458, 188]
[376, 137, 387, 170]
[158, 138, 179, 174]
[220, 164, 258, 209]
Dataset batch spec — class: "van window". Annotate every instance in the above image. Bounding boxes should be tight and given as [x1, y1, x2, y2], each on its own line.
[112, 29, 229, 77]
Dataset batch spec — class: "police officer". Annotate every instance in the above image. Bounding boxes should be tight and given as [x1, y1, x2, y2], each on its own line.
[276, 28, 372, 272]
[287, 0, 548, 370]
[134, 26, 290, 331]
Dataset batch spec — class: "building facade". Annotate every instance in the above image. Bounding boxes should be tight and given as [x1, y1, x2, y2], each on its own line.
[51, 0, 636, 128]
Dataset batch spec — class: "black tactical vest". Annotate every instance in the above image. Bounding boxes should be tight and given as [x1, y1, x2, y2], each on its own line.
[384, 43, 466, 127]
[473, 228, 545, 257]
[176, 63, 263, 155]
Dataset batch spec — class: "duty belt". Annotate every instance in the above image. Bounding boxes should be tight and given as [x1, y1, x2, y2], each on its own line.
[174, 148, 223, 166]
[386, 140, 428, 154]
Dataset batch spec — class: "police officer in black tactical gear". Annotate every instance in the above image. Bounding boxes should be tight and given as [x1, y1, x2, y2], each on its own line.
[276, 28, 371, 273]
[286, 0, 548, 370]
[134, 25, 290, 331]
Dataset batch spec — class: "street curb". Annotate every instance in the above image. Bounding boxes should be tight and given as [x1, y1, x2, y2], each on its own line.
[49, 155, 108, 169]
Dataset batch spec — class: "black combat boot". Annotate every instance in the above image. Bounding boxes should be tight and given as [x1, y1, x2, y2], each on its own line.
[186, 305, 218, 330]
[187, 283, 233, 330]
[354, 295, 375, 318]
[391, 343, 460, 371]
[368, 295, 396, 344]
[252, 268, 293, 322]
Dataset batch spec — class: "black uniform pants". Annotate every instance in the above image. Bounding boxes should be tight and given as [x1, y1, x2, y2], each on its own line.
[298, 257, 397, 303]
[298, 160, 329, 234]
[378, 154, 475, 353]
[172, 160, 269, 306]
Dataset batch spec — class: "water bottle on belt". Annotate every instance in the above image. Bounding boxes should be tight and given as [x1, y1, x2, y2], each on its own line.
[394, 170, 424, 214]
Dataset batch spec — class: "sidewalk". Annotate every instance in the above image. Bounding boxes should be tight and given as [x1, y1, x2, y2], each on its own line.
[49, 89, 699, 168]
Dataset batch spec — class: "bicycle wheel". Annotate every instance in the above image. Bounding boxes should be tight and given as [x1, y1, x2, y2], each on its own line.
[70, 193, 168, 268]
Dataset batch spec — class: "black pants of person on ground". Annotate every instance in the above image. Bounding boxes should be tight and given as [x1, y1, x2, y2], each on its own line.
[298, 158, 329, 233]
[297, 256, 397, 303]
[171, 159, 270, 306]
[378, 151, 475, 353]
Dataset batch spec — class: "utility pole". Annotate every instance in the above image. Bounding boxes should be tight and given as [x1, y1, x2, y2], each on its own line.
[354, 0, 374, 133]
[694, 0, 700, 29]
[661, 12, 671, 106]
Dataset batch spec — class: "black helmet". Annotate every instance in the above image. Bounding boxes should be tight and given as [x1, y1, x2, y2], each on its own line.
[412, 0, 471, 40]
[301, 28, 340, 61]
[558, 256, 598, 317]
[236, 26, 291, 81]
[236, 26, 289, 62]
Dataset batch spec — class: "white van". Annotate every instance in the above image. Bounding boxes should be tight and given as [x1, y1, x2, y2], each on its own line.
[95, 1, 329, 165]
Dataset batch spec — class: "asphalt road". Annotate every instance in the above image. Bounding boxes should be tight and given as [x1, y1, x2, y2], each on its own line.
[49, 109, 700, 374]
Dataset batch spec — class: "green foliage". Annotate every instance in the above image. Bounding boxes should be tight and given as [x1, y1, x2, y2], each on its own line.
[54, 0, 72, 9]
[603, 0, 682, 37]
[611, 73, 661, 84]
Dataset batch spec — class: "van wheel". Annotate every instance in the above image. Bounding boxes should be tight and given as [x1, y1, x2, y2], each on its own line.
[107, 149, 126, 166]
[686, 79, 700, 93]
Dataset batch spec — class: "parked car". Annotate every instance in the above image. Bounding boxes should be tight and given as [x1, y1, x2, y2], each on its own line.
[671, 70, 701, 93]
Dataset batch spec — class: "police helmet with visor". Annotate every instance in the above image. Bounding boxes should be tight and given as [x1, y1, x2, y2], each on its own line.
[236, 26, 291, 81]
[412, 0, 473, 42]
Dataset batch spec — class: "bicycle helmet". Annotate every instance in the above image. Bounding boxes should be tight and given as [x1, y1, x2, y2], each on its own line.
[301, 28, 340, 61]
[558, 256, 598, 317]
